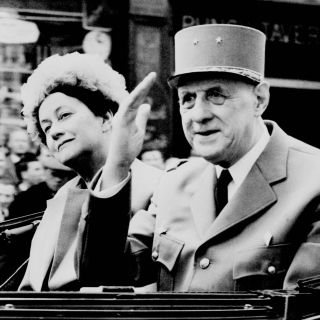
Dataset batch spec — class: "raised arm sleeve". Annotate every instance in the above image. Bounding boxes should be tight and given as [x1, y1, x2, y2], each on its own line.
[78, 180, 132, 287]
[78, 180, 158, 288]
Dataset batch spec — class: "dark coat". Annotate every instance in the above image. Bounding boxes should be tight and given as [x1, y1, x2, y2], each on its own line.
[9, 182, 55, 218]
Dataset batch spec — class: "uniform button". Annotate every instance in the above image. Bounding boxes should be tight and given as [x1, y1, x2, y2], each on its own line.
[152, 250, 159, 261]
[267, 265, 276, 275]
[199, 258, 210, 269]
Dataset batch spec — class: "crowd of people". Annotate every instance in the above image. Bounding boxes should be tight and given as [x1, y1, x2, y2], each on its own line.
[0, 127, 75, 221]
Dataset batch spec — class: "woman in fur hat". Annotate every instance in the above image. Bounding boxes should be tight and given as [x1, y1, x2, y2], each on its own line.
[16, 52, 160, 291]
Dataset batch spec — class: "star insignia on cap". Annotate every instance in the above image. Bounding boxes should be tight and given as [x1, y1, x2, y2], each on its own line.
[216, 36, 223, 44]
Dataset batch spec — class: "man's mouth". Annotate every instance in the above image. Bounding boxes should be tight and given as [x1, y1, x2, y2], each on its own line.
[196, 130, 218, 136]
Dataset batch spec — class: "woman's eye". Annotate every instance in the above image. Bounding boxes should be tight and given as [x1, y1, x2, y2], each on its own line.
[43, 125, 51, 134]
[58, 112, 71, 120]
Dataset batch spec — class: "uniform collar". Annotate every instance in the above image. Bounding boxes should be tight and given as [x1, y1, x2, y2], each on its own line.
[216, 122, 270, 198]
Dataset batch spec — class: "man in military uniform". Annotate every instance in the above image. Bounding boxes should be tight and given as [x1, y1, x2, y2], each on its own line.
[79, 24, 320, 291]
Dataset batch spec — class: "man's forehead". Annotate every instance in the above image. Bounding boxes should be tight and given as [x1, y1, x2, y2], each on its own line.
[177, 78, 236, 93]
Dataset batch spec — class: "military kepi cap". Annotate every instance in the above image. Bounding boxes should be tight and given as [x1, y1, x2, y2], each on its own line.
[168, 24, 266, 87]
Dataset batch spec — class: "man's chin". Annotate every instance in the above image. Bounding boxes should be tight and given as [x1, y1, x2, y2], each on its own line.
[194, 150, 225, 165]
[193, 145, 218, 158]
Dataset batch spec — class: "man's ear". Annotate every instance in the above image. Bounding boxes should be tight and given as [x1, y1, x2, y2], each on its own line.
[101, 111, 113, 133]
[254, 81, 270, 116]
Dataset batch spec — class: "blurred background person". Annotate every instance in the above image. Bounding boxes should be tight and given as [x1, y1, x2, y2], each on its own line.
[15, 153, 45, 192]
[140, 148, 166, 170]
[9, 154, 75, 218]
[0, 149, 18, 186]
[0, 180, 16, 222]
[0, 126, 9, 155]
[0, 151, 7, 180]
[6, 128, 33, 165]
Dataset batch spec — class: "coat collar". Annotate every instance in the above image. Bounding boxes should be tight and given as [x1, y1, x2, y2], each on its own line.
[27, 193, 68, 291]
[190, 121, 289, 243]
[255, 120, 289, 184]
[48, 188, 88, 287]
[27, 176, 88, 291]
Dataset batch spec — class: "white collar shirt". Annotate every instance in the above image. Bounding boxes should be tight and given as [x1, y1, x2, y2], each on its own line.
[216, 123, 270, 201]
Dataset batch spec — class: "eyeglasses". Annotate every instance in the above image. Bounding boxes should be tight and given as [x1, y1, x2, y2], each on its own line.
[179, 88, 230, 110]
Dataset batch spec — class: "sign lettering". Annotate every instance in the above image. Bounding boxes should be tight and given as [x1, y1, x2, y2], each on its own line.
[182, 15, 320, 45]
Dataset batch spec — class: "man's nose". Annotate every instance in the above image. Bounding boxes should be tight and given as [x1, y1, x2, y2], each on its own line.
[190, 97, 212, 123]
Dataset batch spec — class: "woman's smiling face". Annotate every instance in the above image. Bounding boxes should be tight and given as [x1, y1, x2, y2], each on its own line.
[38, 92, 106, 168]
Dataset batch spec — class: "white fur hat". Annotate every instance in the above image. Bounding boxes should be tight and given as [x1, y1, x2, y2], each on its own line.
[21, 52, 129, 143]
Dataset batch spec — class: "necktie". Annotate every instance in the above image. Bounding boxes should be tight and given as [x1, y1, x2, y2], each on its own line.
[215, 169, 232, 214]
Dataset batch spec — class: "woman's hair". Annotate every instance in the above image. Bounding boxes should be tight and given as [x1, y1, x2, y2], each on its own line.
[49, 85, 119, 117]
[21, 52, 129, 144]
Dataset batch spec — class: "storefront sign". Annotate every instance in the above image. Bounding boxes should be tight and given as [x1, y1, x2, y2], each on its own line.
[130, 0, 169, 17]
[172, 1, 320, 81]
[182, 15, 320, 46]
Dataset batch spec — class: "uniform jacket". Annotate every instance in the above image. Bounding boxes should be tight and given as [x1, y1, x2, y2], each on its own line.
[80, 121, 320, 292]
[19, 159, 162, 291]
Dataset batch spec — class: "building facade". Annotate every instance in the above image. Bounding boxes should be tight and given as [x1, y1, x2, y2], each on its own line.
[0, 0, 320, 158]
